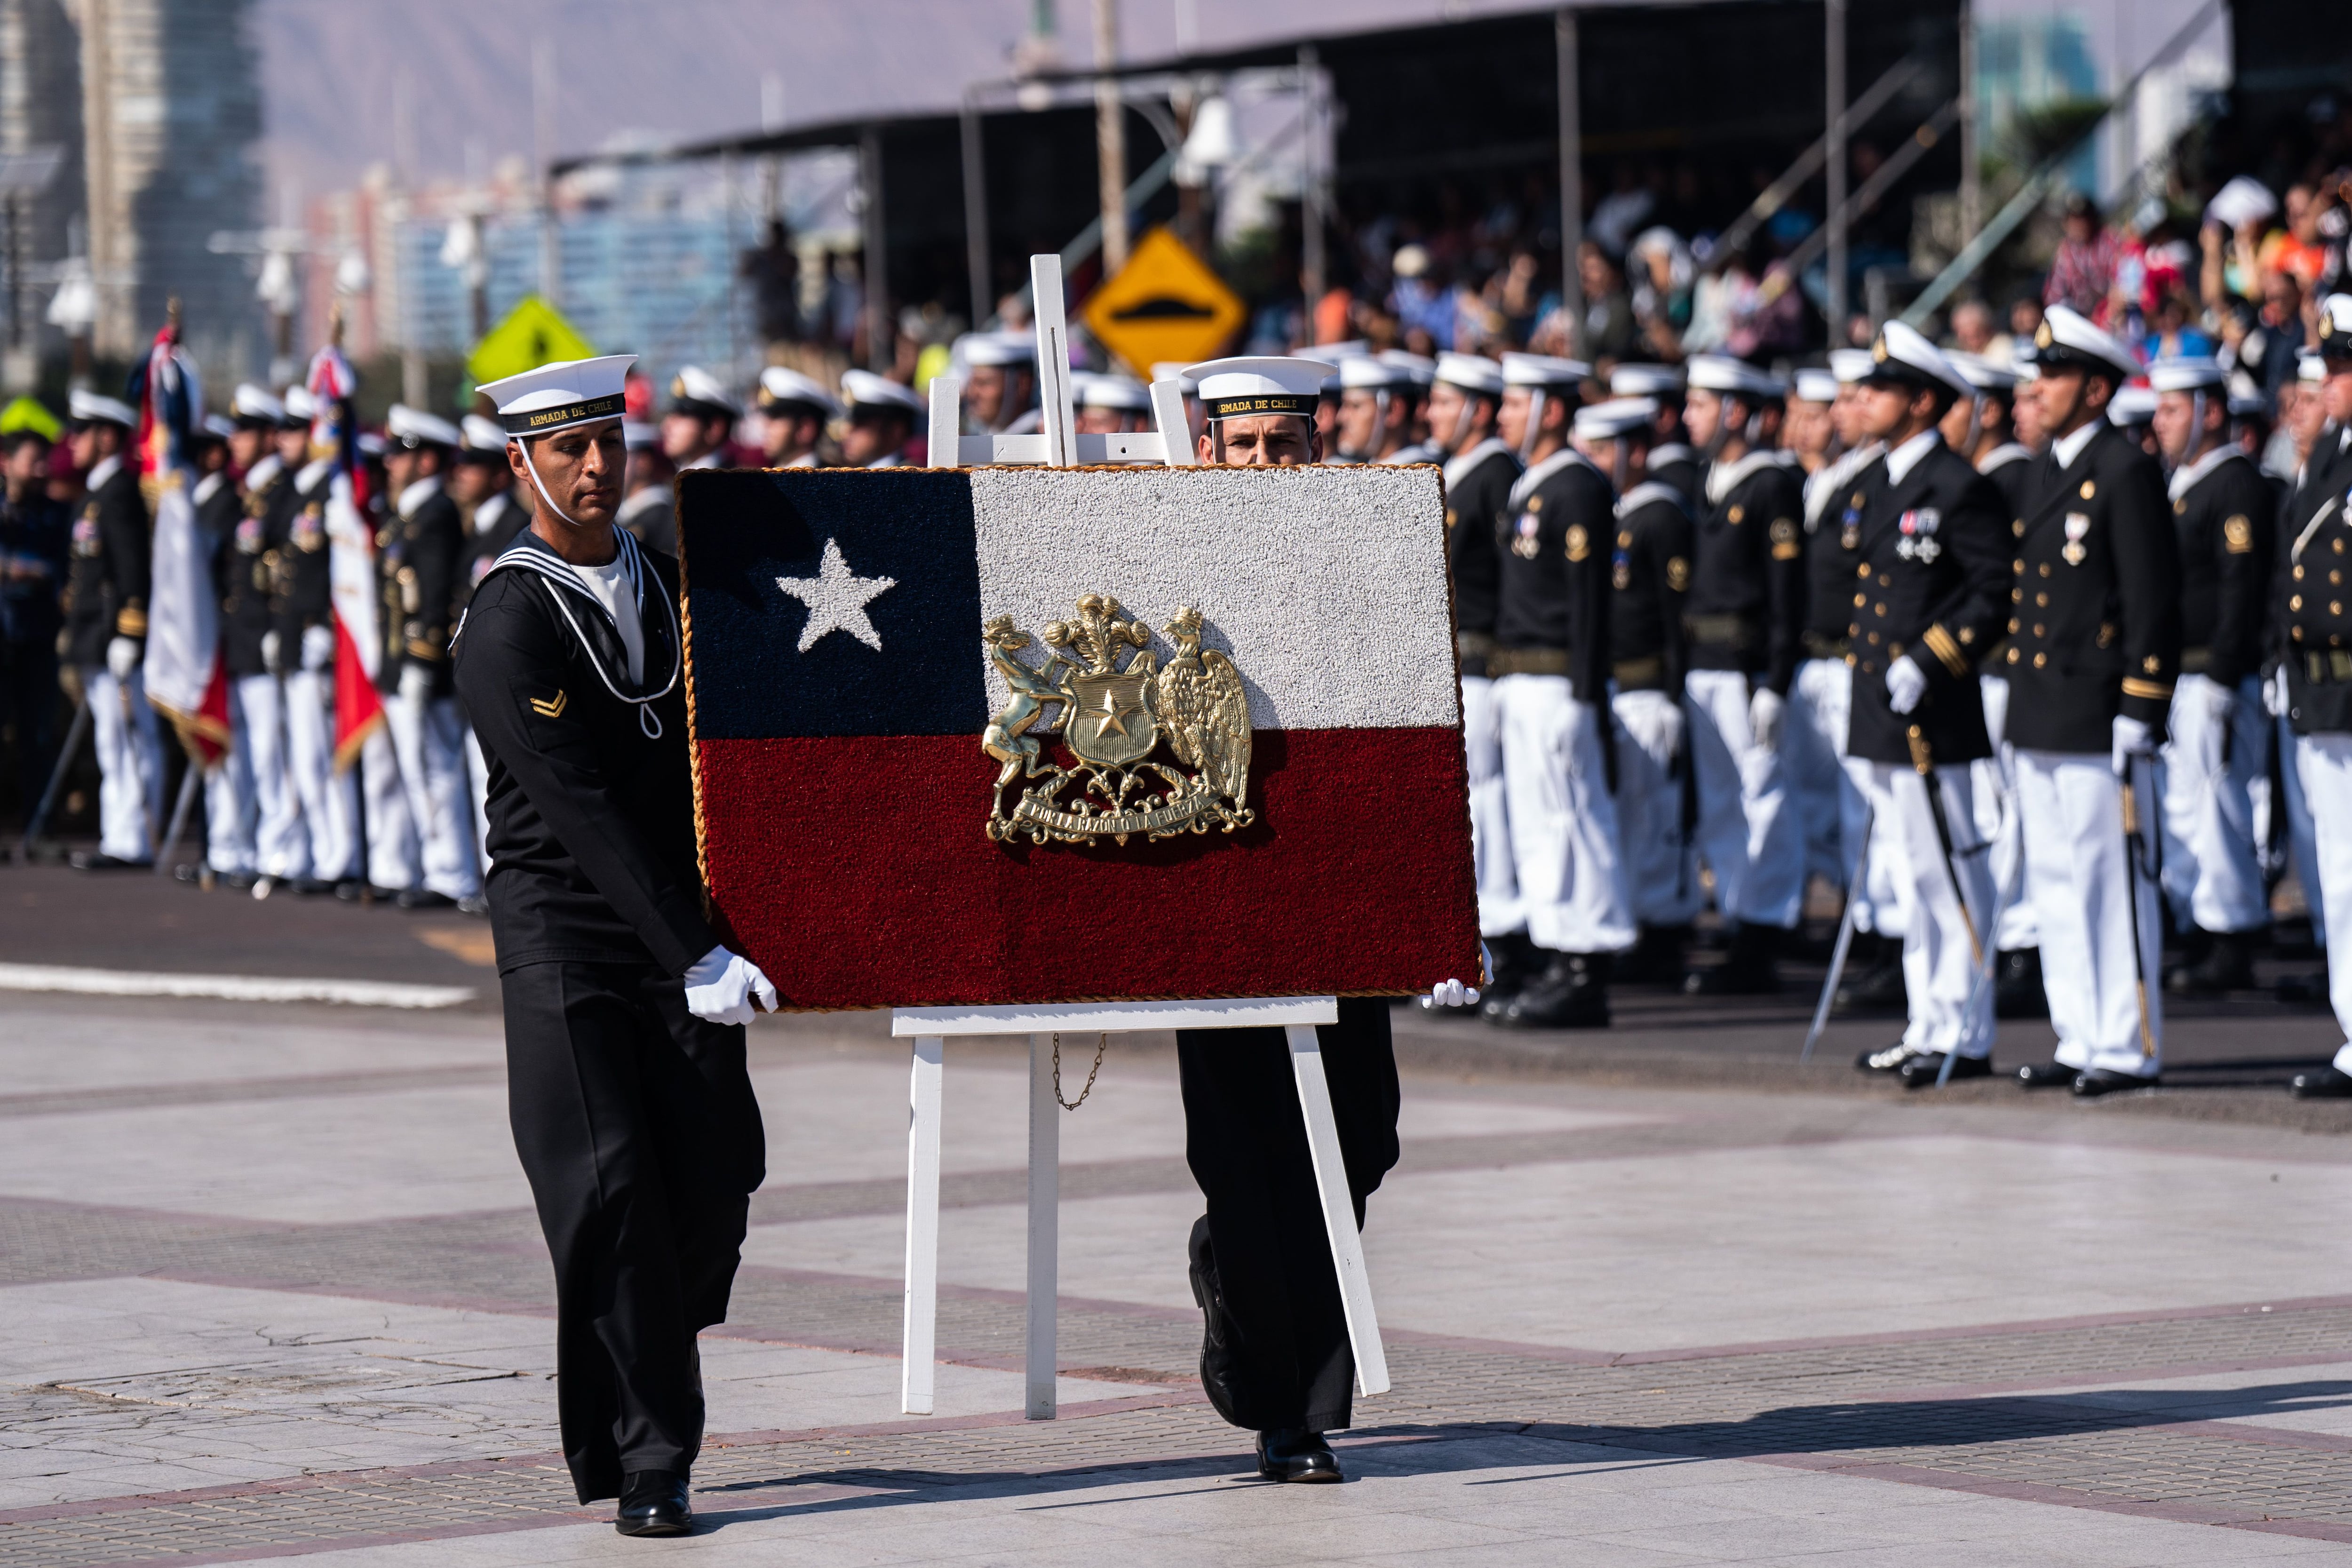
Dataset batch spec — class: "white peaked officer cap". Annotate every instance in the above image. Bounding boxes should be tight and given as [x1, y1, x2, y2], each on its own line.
[1502, 351, 1592, 388]
[1685, 354, 1781, 399]
[2146, 355, 2226, 393]
[2107, 385, 2159, 427]
[667, 364, 740, 419]
[231, 383, 286, 424]
[623, 420, 658, 450]
[1791, 368, 1839, 404]
[1432, 352, 1505, 396]
[281, 384, 318, 423]
[68, 388, 135, 429]
[199, 414, 237, 441]
[839, 368, 925, 414]
[2301, 349, 2328, 384]
[1828, 348, 1876, 383]
[1862, 319, 1971, 398]
[1150, 361, 1201, 394]
[1609, 362, 1683, 397]
[1942, 350, 2017, 393]
[1573, 396, 1659, 440]
[1314, 339, 1372, 359]
[460, 414, 508, 452]
[357, 431, 386, 456]
[757, 365, 841, 417]
[480, 353, 639, 439]
[962, 331, 1034, 368]
[1379, 349, 1436, 388]
[386, 404, 462, 449]
[1185, 356, 1333, 422]
[1337, 355, 1409, 390]
[2033, 304, 2141, 380]
[1074, 373, 1152, 411]
[2315, 294, 2352, 362]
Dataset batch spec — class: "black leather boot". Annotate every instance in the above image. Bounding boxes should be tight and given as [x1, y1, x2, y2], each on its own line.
[614, 1470, 692, 1536]
[1613, 923, 1690, 985]
[1833, 933, 1907, 1014]
[1187, 1217, 1245, 1427]
[1476, 931, 1542, 1021]
[2165, 929, 2257, 995]
[1500, 952, 1611, 1028]
[1684, 922, 1782, 995]
[1993, 947, 2048, 1019]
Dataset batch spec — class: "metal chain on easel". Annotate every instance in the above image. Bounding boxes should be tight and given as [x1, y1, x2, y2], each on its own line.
[1050, 1031, 1109, 1110]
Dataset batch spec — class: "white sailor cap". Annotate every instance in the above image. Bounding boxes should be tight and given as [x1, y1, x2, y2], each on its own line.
[67, 389, 135, 429]
[458, 414, 507, 453]
[1150, 362, 1200, 394]
[2316, 295, 2352, 363]
[1432, 351, 1504, 397]
[1378, 349, 1435, 388]
[2302, 349, 2328, 384]
[839, 368, 924, 415]
[357, 431, 386, 457]
[2032, 304, 2141, 379]
[1790, 368, 1839, 405]
[281, 385, 318, 424]
[231, 383, 286, 425]
[1828, 349, 1875, 384]
[623, 419, 658, 450]
[2228, 389, 2269, 418]
[1685, 354, 1781, 401]
[2012, 352, 2042, 383]
[1186, 356, 1332, 421]
[1573, 396, 1658, 440]
[1337, 356, 1410, 390]
[962, 332, 1034, 369]
[757, 365, 840, 417]
[1942, 350, 2017, 394]
[2146, 355, 2226, 393]
[197, 414, 236, 442]
[386, 404, 461, 450]
[480, 354, 638, 439]
[1502, 351, 1591, 389]
[1073, 372, 1151, 412]
[1608, 363, 1683, 398]
[2107, 384, 2158, 427]
[1313, 339, 1371, 361]
[666, 364, 740, 420]
[1861, 320, 1971, 398]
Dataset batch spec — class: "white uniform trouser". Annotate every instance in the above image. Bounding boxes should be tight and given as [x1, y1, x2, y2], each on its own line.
[1685, 667, 1805, 928]
[1496, 675, 1634, 954]
[1613, 688, 1701, 927]
[2293, 735, 2352, 1073]
[2280, 715, 2326, 947]
[1854, 759, 1995, 1057]
[1976, 675, 2036, 950]
[383, 687, 480, 899]
[360, 715, 419, 892]
[238, 673, 309, 880]
[465, 726, 492, 880]
[1794, 656, 1901, 935]
[2158, 674, 2268, 935]
[82, 664, 161, 862]
[202, 678, 258, 876]
[1785, 657, 1848, 891]
[283, 666, 362, 883]
[1465, 674, 1520, 936]
[2016, 749, 2164, 1077]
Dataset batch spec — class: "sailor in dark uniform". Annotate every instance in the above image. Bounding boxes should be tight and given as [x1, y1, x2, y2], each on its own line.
[1837, 324, 2012, 1086]
[1611, 363, 1696, 505]
[62, 390, 160, 871]
[2145, 355, 2276, 995]
[185, 414, 260, 885]
[453, 414, 528, 899]
[2005, 305, 2183, 1096]
[1486, 351, 1630, 1027]
[221, 386, 310, 894]
[836, 370, 923, 467]
[755, 366, 837, 469]
[455, 354, 772, 1536]
[1332, 355, 1415, 463]
[277, 385, 364, 892]
[1375, 350, 1438, 464]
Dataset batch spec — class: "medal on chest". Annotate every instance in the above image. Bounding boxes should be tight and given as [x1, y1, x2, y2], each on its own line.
[1895, 507, 1940, 563]
[1840, 498, 1862, 552]
[2062, 511, 2090, 566]
[1511, 511, 1542, 559]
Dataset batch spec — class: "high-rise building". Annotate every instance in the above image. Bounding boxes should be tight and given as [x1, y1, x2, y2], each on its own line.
[0, 0, 82, 386]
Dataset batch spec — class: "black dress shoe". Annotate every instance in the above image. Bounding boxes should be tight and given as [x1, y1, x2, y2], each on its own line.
[291, 877, 337, 896]
[1188, 1218, 1245, 1427]
[334, 880, 396, 903]
[395, 887, 455, 910]
[1832, 938, 1908, 1015]
[2072, 1067, 2158, 1098]
[2166, 929, 2257, 995]
[1498, 953, 1610, 1029]
[1475, 931, 1541, 1022]
[1993, 947, 2049, 1019]
[1256, 1428, 1341, 1483]
[2292, 1066, 2352, 1099]
[216, 871, 256, 891]
[1613, 923, 1690, 985]
[1900, 1051, 1993, 1089]
[2015, 1061, 2078, 1089]
[614, 1469, 692, 1536]
[2278, 972, 2330, 1009]
[1856, 1040, 1928, 1074]
[68, 851, 144, 872]
[171, 861, 206, 885]
[1683, 922, 1782, 995]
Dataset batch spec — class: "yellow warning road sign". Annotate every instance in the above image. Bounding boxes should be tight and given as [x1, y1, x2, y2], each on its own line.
[1081, 228, 1244, 377]
[467, 295, 596, 388]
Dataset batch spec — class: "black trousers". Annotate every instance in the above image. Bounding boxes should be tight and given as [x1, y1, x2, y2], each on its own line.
[1176, 996, 1400, 1434]
[500, 961, 767, 1503]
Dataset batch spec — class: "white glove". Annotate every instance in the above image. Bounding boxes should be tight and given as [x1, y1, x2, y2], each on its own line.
[2268, 666, 2291, 718]
[300, 623, 335, 672]
[683, 944, 779, 1026]
[2112, 715, 2155, 777]
[2203, 680, 2236, 727]
[260, 629, 282, 674]
[1421, 977, 1482, 1009]
[1885, 654, 1928, 715]
[398, 661, 433, 704]
[105, 635, 139, 679]
[1748, 686, 1784, 752]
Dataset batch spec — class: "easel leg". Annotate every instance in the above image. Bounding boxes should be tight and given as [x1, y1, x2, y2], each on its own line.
[1283, 1023, 1391, 1398]
[1026, 1033, 1060, 1419]
[902, 1035, 944, 1415]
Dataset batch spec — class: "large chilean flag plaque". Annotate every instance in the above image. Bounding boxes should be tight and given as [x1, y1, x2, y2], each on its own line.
[678, 464, 1478, 1010]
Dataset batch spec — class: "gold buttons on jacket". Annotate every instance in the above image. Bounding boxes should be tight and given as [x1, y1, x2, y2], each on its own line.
[1854, 593, 1867, 607]
[2080, 480, 2096, 499]
[2294, 596, 2305, 611]
[2009, 618, 2021, 633]
[2034, 652, 2047, 667]
[2012, 588, 2023, 601]
[2036, 592, 2049, 606]
[2013, 519, 2025, 536]
[2033, 624, 2045, 637]
[1879, 573, 1891, 586]
[2039, 564, 2052, 577]
[2007, 647, 2020, 664]
[1859, 564, 1872, 579]
[2013, 558, 2025, 573]
[2296, 565, 2307, 581]
[2337, 539, 2347, 555]
[1875, 603, 1887, 616]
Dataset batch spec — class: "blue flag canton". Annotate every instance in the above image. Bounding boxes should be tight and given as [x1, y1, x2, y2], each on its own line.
[679, 469, 987, 739]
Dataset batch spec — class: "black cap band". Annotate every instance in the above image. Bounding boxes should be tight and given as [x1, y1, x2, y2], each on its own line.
[499, 394, 628, 437]
[1204, 393, 1314, 421]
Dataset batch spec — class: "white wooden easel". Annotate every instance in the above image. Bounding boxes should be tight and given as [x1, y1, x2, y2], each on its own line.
[895, 257, 1385, 1422]
[890, 997, 1390, 1419]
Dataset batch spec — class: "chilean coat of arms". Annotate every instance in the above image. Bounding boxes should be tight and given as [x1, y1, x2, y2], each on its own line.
[982, 594, 1255, 845]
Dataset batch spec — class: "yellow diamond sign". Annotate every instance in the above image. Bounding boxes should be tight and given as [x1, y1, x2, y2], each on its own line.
[1081, 228, 1244, 377]
[467, 295, 597, 388]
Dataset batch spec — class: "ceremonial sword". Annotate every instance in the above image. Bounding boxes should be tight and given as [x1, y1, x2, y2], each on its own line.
[2118, 752, 2160, 1060]
[1799, 797, 1872, 1066]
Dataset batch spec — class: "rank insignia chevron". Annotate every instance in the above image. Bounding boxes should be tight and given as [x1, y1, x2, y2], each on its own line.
[529, 690, 568, 718]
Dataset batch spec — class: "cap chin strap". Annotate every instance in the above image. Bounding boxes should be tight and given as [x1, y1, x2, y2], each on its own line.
[1518, 389, 1546, 462]
[1962, 395, 1985, 455]
[1449, 394, 1478, 454]
[1611, 440, 1629, 491]
[1372, 390, 1390, 456]
[2189, 390, 2209, 462]
[514, 438, 587, 529]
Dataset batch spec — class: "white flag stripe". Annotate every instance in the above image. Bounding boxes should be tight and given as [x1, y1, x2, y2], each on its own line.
[142, 480, 216, 722]
[969, 467, 1459, 732]
[325, 471, 380, 681]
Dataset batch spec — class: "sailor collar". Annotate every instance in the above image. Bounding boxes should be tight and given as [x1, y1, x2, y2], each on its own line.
[194, 471, 228, 507]
[86, 454, 122, 492]
[463, 526, 682, 737]
[398, 474, 444, 518]
[1617, 479, 1688, 518]
[1977, 442, 2032, 474]
[1508, 445, 1597, 509]
[2168, 442, 2246, 501]
[294, 456, 337, 493]
[1443, 437, 1514, 490]
[244, 454, 284, 492]
[1705, 447, 1783, 505]
[473, 490, 516, 533]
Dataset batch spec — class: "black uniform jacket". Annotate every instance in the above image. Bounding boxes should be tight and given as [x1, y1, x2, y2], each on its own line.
[1844, 435, 2010, 769]
[215, 462, 280, 678]
[276, 460, 334, 650]
[1492, 447, 1614, 704]
[1442, 438, 1520, 676]
[457, 490, 530, 614]
[1685, 450, 1805, 694]
[453, 526, 718, 979]
[2168, 447, 2273, 692]
[1803, 449, 1877, 660]
[2273, 429, 2352, 735]
[379, 478, 464, 698]
[1979, 444, 2035, 518]
[1608, 479, 1693, 700]
[61, 456, 150, 667]
[1648, 442, 1701, 509]
[2000, 422, 2181, 753]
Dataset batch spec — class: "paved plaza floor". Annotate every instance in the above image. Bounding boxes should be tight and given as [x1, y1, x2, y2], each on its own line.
[6, 867, 2352, 1562]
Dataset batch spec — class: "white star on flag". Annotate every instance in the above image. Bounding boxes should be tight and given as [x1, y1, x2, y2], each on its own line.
[775, 539, 897, 652]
